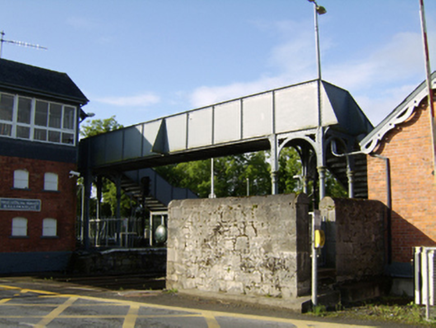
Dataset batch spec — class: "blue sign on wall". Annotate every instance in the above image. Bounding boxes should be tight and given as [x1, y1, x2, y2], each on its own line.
[0, 198, 41, 212]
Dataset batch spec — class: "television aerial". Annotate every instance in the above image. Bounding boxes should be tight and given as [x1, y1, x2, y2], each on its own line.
[0, 31, 47, 58]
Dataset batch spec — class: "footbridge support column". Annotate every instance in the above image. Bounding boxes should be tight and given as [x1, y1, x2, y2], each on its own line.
[83, 170, 93, 251]
[269, 134, 279, 195]
[318, 166, 326, 203]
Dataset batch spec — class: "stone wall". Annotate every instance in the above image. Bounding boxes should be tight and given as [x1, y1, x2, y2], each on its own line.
[320, 197, 386, 282]
[166, 194, 310, 299]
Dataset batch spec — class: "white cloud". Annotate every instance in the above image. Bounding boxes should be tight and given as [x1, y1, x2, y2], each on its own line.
[189, 20, 316, 108]
[326, 32, 424, 90]
[188, 17, 436, 126]
[96, 92, 160, 107]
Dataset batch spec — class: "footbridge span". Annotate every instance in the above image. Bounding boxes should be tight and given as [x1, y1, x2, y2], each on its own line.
[79, 79, 373, 248]
[80, 79, 372, 188]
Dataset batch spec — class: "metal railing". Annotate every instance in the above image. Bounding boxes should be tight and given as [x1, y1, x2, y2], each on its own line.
[76, 214, 167, 248]
[414, 246, 436, 321]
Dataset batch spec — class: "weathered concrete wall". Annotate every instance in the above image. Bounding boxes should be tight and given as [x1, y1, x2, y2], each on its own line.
[320, 197, 386, 283]
[166, 194, 310, 299]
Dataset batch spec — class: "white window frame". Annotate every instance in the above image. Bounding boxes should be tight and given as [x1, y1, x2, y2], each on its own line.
[12, 217, 28, 236]
[0, 92, 77, 146]
[44, 172, 58, 191]
[13, 169, 29, 189]
[42, 218, 57, 237]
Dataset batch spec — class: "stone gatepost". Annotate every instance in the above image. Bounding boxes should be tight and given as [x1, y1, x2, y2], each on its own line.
[166, 193, 310, 299]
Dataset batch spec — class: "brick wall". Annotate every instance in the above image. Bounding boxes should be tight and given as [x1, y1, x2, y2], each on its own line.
[0, 155, 77, 253]
[367, 99, 436, 264]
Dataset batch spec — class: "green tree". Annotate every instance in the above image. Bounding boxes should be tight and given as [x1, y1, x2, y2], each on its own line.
[79, 116, 134, 217]
[80, 115, 123, 137]
[155, 152, 271, 198]
[156, 147, 347, 201]
[278, 147, 302, 194]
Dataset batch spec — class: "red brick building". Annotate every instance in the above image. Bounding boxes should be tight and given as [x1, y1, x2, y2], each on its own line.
[361, 73, 436, 277]
[0, 59, 88, 273]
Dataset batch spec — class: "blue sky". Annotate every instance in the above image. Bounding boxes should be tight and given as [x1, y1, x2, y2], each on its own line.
[0, 0, 435, 127]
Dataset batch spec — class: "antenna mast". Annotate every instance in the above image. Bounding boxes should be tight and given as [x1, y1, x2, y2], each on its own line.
[0, 31, 47, 58]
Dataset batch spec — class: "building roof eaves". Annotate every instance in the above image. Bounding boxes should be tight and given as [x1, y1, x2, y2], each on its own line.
[360, 72, 436, 154]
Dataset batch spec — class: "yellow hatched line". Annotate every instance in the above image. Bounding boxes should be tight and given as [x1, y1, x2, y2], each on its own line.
[34, 296, 77, 328]
[0, 285, 58, 295]
[0, 285, 380, 328]
[202, 311, 220, 328]
[123, 304, 139, 328]
[0, 314, 204, 319]
[0, 285, 20, 291]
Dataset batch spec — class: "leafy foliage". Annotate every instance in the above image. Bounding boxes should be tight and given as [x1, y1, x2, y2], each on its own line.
[156, 152, 271, 198]
[80, 116, 123, 138]
[79, 116, 134, 217]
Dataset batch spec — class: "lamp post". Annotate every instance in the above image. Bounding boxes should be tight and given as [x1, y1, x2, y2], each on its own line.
[308, 0, 326, 81]
[308, 0, 326, 309]
[308, 0, 327, 204]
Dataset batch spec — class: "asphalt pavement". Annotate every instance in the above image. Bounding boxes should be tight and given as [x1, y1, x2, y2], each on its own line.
[0, 275, 420, 328]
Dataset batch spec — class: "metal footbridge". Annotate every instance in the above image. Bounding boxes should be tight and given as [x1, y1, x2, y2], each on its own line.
[79, 79, 373, 213]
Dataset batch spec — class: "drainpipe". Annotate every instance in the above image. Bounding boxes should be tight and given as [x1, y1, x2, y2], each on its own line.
[372, 154, 392, 265]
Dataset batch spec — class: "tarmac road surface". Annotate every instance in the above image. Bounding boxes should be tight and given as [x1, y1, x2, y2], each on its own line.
[0, 276, 414, 328]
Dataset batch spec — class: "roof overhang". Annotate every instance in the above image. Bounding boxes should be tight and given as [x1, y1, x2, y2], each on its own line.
[360, 72, 436, 154]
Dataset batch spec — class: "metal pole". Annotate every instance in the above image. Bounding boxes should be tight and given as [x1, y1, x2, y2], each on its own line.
[314, 4, 322, 82]
[246, 178, 250, 196]
[310, 0, 327, 201]
[80, 184, 84, 242]
[0, 31, 4, 58]
[83, 171, 92, 251]
[210, 158, 216, 198]
[419, 0, 436, 183]
[425, 248, 430, 320]
[311, 211, 318, 307]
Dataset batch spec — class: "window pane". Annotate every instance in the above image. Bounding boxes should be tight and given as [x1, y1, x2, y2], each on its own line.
[16, 126, 30, 139]
[0, 123, 12, 136]
[48, 130, 60, 143]
[63, 106, 75, 130]
[43, 218, 57, 236]
[61, 132, 74, 144]
[44, 172, 58, 191]
[0, 93, 14, 121]
[12, 217, 27, 236]
[34, 128, 47, 141]
[17, 97, 32, 124]
[14, 170, 29, 189]
[35, 101, 48, 126]
[49, 103, 62, 128]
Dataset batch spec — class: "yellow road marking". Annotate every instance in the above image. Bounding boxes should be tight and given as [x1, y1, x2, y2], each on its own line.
[202, 311, 220, 328]
[123, 304, 139, 328]
[0, 298, 10, 304]
[0, 285, 380, 328]
[34, 296, 77, 328]
[0, 285, 20, 290]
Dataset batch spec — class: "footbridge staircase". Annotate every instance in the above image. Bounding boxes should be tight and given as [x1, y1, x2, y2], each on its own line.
[118, 168, 197, 213]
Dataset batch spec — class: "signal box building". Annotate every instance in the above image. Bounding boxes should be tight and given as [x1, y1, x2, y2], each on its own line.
[0, 59, 88, 273]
